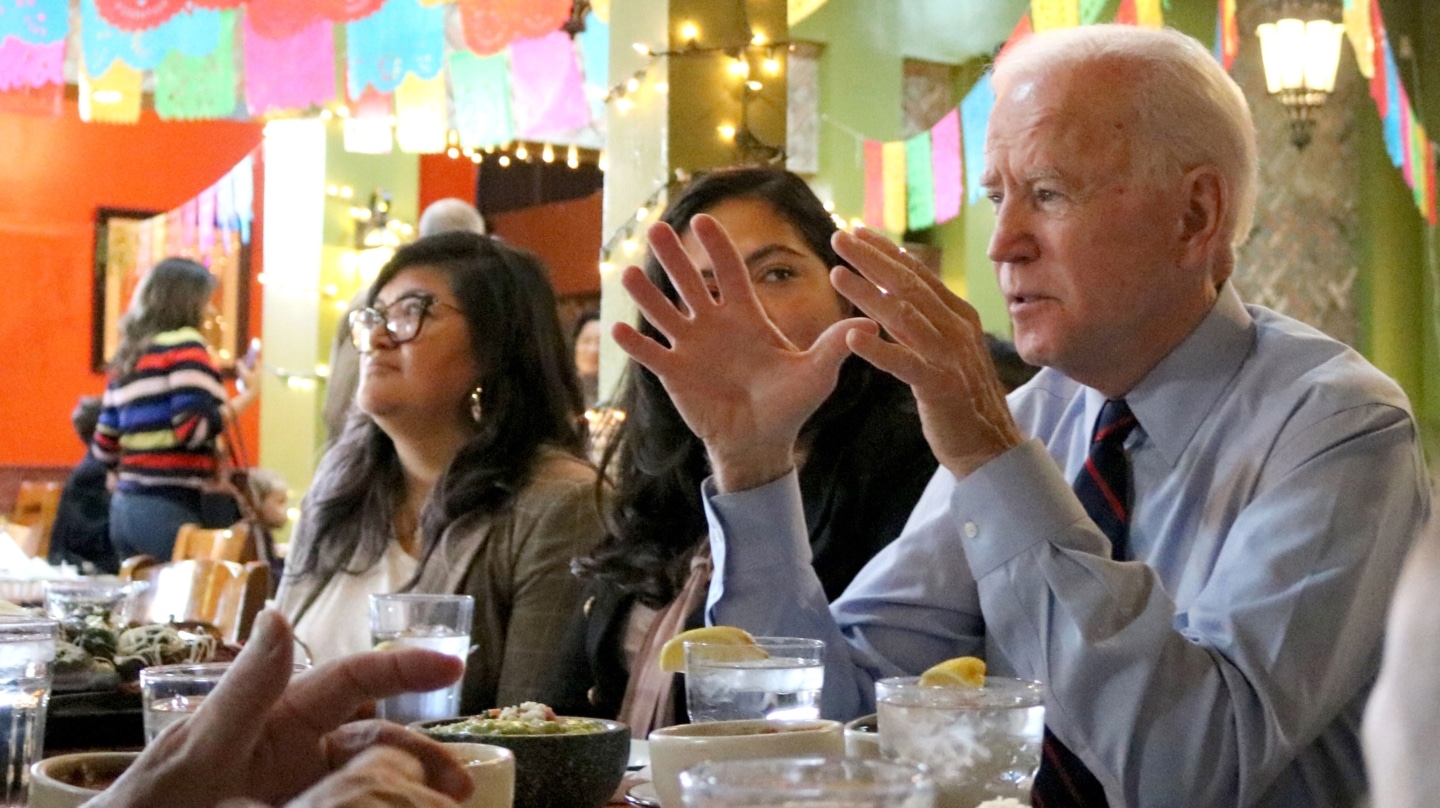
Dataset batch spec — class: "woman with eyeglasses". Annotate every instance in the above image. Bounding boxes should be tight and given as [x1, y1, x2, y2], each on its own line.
[277, 231, 604, 712]
[93, 257, 260, 561]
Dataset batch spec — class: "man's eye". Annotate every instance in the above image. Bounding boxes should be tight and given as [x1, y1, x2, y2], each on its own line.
[760, 267, 796, 282]
[1034, 189, 1062, 204]
[984, 191, 1003, 207]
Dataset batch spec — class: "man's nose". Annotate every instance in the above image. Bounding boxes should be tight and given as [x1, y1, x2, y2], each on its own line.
[987, 199, 1038, 266]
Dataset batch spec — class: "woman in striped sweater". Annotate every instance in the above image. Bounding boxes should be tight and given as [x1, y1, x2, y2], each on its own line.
[93, 257, 259, 561]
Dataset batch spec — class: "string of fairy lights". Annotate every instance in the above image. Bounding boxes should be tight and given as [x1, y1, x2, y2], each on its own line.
[594, 19, 794, 277]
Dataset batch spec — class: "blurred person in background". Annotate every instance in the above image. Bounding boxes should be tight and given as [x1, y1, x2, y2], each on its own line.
[278, 232, 604, 713]
[573, 309, 602, 411]
[48, 395, 118, 573]
[93, 257, 260, 562]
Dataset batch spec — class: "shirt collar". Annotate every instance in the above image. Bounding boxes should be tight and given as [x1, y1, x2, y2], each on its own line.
[1081, 282, 1256, 467]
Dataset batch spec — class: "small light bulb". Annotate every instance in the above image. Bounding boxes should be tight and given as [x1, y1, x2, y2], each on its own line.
[340, 186, 354, 199]
[470, 151, 482, 163]
[600, 261, 616, 276]
[679, 21, 699, 43]
[499, 155, 511, 167]
[326, 184, 339, 196]
[622, 238, 640, 254]
[566, 144, 579, 168]
[315, 364, 331, 378]
[615, 97, 634, 114]
[717, 124, 737, 141]
[515, 144, 529, 160]
[626, 77, 641, 93]
[653, 81, 669, 94]
[447, 130, 459, 146]
[751, 31, 767, 46]
[763, 57, 781, 76]
[746, 80, 763, 91]
[542, 143, 555, 163]
[598, 151, 608, 171]
[728, 58, 750, 79]
[320, 108, 334, 120]
[337, 105, 351, 118]
[632, 42, 652, 56]
[635, 207, 649, 221]
[446, 147, 460, 159]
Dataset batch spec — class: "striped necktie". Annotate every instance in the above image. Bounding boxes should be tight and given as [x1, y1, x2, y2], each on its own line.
[1031, 399, 1137, 808]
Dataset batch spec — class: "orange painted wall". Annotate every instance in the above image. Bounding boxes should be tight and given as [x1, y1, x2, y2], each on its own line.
[417, 153, 478, 214]
[0, 102, 265, 467]
[490, 193, 602, 298]
[417, 153, 601, 299]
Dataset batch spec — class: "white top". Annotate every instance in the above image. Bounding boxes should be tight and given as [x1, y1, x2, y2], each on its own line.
[293, 541, 418, 665]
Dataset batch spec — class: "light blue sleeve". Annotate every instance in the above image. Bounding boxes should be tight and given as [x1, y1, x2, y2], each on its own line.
[703, 466, 986, 720]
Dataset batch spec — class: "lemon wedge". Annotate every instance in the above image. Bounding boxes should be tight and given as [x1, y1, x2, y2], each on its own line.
[657, 626, 767, 673]
[373, 640, 397, 652]
[918, 656, 987, 688]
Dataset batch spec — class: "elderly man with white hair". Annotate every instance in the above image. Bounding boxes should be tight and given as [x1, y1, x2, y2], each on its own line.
[613, 24, 1430, 808]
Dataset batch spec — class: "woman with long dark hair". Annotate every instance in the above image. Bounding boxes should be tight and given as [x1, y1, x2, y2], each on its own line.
[277, 232, 604, 712]
[93, 257, 259, 561]
[543, 168, 939, 733]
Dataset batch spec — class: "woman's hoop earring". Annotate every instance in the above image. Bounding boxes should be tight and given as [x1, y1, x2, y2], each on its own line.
[469, 387, 483, 423]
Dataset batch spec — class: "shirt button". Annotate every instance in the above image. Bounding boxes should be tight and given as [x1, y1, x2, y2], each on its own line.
[582, 596, 596, 617]
[587, 685, 603, 706]
[964, 522, 978, 539]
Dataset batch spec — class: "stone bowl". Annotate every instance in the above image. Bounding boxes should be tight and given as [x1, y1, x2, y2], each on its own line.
[413, 716, 629, 808]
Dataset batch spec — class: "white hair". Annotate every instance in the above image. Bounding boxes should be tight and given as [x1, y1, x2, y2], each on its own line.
[993, 25, 1257, 251]
[418, 197, 488, 237]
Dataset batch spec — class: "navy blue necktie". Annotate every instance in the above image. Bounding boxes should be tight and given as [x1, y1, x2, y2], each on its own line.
[1031, 399, 1137, 808]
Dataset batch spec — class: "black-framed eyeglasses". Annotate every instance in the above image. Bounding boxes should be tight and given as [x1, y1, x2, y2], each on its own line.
[349, 294, 460, 352]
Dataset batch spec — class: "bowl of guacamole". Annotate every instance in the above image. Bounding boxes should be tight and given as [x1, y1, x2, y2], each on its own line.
[415, 702, 629, 808]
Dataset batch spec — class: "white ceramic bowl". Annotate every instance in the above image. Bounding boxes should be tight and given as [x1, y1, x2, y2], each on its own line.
[648, 719, 844, 808]
[29, 751, 138, 808]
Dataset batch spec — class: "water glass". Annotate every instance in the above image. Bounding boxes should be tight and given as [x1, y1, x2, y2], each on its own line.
[679, 757, 935, 808]
[141, 662, 309, 743]
[0, 615, 58, 807]
[369, 593, 474, 725]
[876, 676, 1045, 808]
[684, 637, 824, 722]
[43, 579, 132, 622]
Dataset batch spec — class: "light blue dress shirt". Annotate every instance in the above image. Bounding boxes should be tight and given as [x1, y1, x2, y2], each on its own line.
[704, 283, 1431, 808]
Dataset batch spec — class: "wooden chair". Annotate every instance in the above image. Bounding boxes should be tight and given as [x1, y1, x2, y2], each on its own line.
[120, 557, 270, 644]
[8, 480, 62, 558]
[172, 522, 255, 564]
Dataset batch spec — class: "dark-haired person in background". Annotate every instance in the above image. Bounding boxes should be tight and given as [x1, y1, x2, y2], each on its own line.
[93, 257, 260, 561]
[49, 395, 118, 573]
[542, 167, 939, 735]
[277, 232, 604, 714]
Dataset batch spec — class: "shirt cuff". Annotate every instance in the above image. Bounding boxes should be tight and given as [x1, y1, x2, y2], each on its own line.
[950, 439, 1092, 579]
[702, 471, 814, 576]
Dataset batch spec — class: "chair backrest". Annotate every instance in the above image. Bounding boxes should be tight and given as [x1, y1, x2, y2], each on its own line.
[121, 557, 270, 644]
[172, 522, 255, 564]
[8, 480, 62, 558]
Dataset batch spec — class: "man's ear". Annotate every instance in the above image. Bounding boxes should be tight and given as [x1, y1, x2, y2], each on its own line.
[1178, 165, 1225, 272]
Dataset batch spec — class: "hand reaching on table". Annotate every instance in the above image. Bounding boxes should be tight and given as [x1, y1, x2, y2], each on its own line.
[90, 610, 472, 808]
[613, 215, 875, 493]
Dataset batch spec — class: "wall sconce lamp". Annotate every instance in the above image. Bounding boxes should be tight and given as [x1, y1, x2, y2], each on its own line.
[352, 189, 414, 283]
[1256, 11, 1346, 149]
